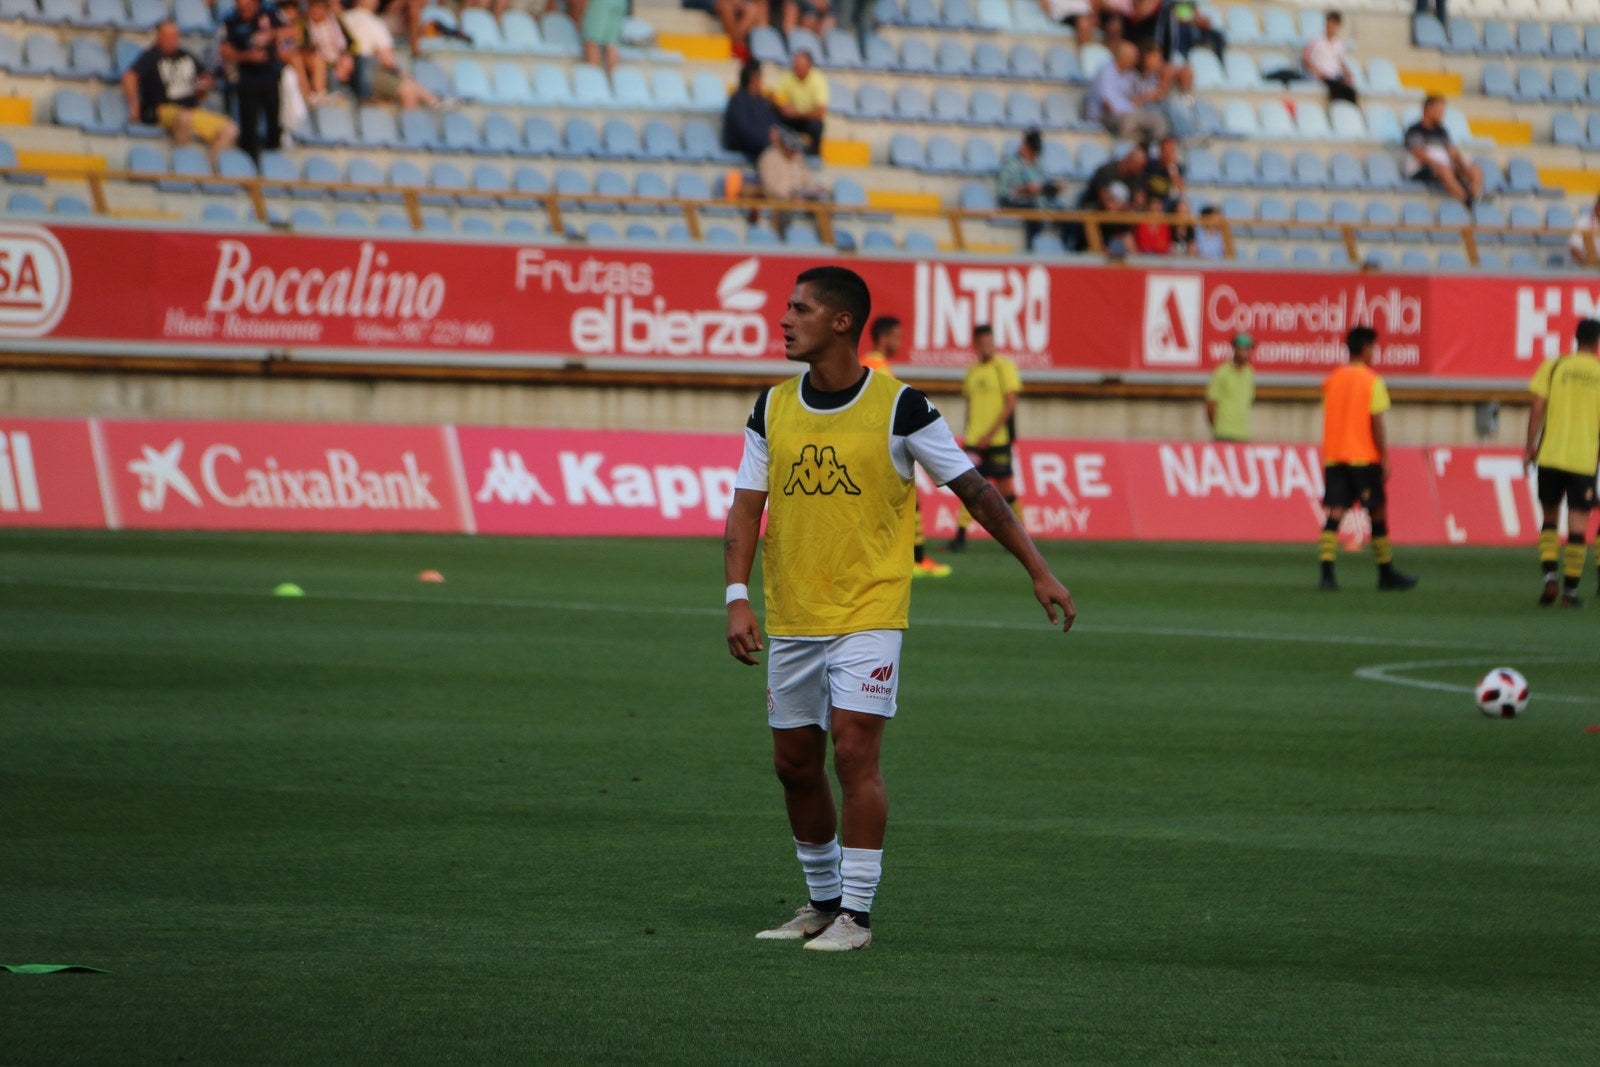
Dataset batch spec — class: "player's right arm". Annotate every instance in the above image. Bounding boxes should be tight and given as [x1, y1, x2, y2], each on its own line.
[724, 488, 767, 666]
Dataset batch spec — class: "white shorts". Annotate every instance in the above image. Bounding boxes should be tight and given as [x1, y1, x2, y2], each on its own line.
[766, 630, 903, 730]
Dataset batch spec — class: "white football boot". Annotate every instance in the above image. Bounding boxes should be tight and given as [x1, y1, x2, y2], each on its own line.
[802, 913, 872, 952]
[755, 904, 838, 940]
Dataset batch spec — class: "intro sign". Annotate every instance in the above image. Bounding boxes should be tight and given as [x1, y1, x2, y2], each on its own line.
[2, 222, 1586, 382]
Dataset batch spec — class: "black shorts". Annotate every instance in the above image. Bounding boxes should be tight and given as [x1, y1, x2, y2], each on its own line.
[1323, 464, 1385, 510]
[968, 445, 1014, 480]
[1537, 466, 1597, 511]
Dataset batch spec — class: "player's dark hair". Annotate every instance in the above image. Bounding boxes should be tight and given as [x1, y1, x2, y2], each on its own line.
[1576, 318, 1600, 348]
[1347, 325, 1378, 357]
[870, 316, 901, 344]
[796, 266, 871, 344]
[973, 324, 994, 341]
[1326, 11, 1342, 25]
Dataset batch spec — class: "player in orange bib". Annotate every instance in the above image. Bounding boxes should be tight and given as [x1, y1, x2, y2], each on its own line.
[1317, 325, 1418, 592]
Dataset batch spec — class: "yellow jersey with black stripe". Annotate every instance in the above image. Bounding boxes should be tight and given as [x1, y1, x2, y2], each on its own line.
[1531, 352, 1600, 476]
[763, 371, 917, 637]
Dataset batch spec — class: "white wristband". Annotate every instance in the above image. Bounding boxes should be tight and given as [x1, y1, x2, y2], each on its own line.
[725, 583, 749, 605]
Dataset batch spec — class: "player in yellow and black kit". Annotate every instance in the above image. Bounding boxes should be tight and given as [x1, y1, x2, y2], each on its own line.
[1524, 318, 1600, 607]
[723, 266, 1074, 952]
[861, 315, 952, 578]
[947, 324, 1023, 551]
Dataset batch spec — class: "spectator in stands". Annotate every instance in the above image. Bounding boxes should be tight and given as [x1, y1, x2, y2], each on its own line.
[1303, 11, 1358, 105]
[723, 60, 780, 165]
[996, 128, 1066, 251]
[782, 0, 835, 36]
[1144, 134, 1185, 208]
[1193, 205, 1225, 259]
[1413, 0, 1446, 25]
[344, 0, 449, 109]
[1069, 142, 1146, 252]
[1132, 189, 1174, 254]
[756, 127, 828, 237]
[376, 0, 425, 59]
[302, 0, 356, 103]
[219, 0, 290, 161]
[1137, 40, 1196, 138]
[770, 49, 828, 156]
[708, 0, 765, 60]
[1086, 41, 1168, 142]
[1404, 95, 1484, 206]
[1206, 334, 1255, 442]
[1570, 192, 1600, 266]
[123, 19, 240, 168]
[1161, 1, 1226, 61]
[1038, 0, 1095, 44]
[1112, 0, 1166, 46]
[582, 0, 627, 74]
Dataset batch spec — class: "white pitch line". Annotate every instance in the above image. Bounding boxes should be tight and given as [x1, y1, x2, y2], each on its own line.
[1355, 657, 1594, 705]
[0, 574, 1580, 657]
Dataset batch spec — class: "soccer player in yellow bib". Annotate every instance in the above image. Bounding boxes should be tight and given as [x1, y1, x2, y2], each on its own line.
[1524, 318, 1600, 607]
[947, 324, 1023, 551]
[724, 266, 1075, 952]
[861, 315, 952, 579]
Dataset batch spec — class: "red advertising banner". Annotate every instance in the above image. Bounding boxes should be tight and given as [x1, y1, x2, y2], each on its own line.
[93, 419, 471, 533]
[0, 221, 1585, 382]
[458, 426, 742, 537]
[918, 441, 1137, 541]
[0, 418, 104, 529]
[1425, 445, 1600, 547]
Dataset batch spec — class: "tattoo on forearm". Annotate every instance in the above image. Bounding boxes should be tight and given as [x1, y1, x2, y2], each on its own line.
[950, 471, 1017, 535]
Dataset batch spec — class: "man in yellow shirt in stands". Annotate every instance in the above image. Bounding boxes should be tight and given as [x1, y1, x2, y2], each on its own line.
[1317, 325, 1417, 592]
[769, 49, 828, 154]
[948, 324, 1023, 552]
[861, 316, 951, 578]
[1523, 318, 1600, 607]
[1206, 333, 1256, 442]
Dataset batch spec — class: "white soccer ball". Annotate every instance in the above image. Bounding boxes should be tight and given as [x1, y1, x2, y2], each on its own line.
[1475, 667, 1529, 719]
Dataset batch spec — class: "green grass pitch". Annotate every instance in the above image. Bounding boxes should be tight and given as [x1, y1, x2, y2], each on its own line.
[3, 530, 1598, 1064]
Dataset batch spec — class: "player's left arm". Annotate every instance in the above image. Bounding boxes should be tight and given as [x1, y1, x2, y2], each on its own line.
[948, 469, 1075, 632]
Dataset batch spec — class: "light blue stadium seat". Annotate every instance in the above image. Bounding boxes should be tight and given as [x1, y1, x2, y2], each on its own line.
[1400, 249, 1432, 271]
[290, 207, 328, 229]
[460, 7, 504, 49]
[1297, 8, 1323, 43]
[1585, 25, 1600, 59]
[412, 60, 451, 100]
[1514, 20, 1547, 56]
[1259, 100, 1295, 140]
[703, 223, 739, 244]
[560, 117, 601, 158]
[441, 111, 482, 153]
[903, 231, 937, 253]
[624, 221, 659, 242]
[935, 39, 971, 76]
[1222, 100, 1258, 138]
[745, 224, 780, 247]
[1041, 44, 1077, 83]
[824, 30, 864, 68]
[346, 158, 387, 203]
[662, 222, 693, 245]
[689, 71, 727, 111]
[213, 147, 255, 192]
[503, 216, 539, 237]
[1328, 151, 1363, 189]
[7, 190, 47, 214]
[895, 86, 931, 121]
[1473, 201, 1507, 243]
[424, 162, 467, 207]
[399, 110, 440, 151]
[554, 166, 591, 211]
[863, 34, 898, 71]
[902, 0, 938, 27]
[126, 142, 165, 175]
[959, 181, 996, 211]
[943, 0, 979, 30]
[452, 59, 492, 102]
[1296, 104, 1333, 141]
[1480, 19, 1514, 55]
[1588, 114, 1600, 149]
[388, 161, 427, 203]
[1436, 199, 1472, 243]
[1328, 198, 1361, 237]
[1188, 48, 1225, 91]
[784, 222, 821, 248]
[22, 33, 70, 76]
[1507, 156, 1552, 196]
[1412, 14, 1447, 51]
[679, 119, 722, 162]
[68, 37, 112, 79]
[480, 112, 519, 154]
[1258, 149, 1291, 186]
[512, 164, 550, 195]
[53, 88, 94, 129]
[1221, 146, 1256, 185]
[1031, 232, 1066, 256]
[899, 37, 935, 74]
[1364, 57, 1402, 97]
[1397, 201, 1432, 244]
[172, 0, 209, 32]
[127, 0, 164, 29]
[52, 194, 90, 215]
[1543, 204, 1576, 246]
[1360, 202, 1398, 241]
[1004, 89, 1041, 128]
[750, 26, 786, 64]
[1253, 196, 1289, 237]
[357, 105, 400, 148]
[1365, 153, 1402, 190]
[0, 34, 22, 73]
[1549, 22, 1581, 58]
[977, 0, 1010, 28]
[1291, 150, 1327, 188]
[1261, 7, 1297, 46]
[889, 132, 925, 169]
[1041, 91, 1077, 130]
[641, 119, 681, 160]
[573, 64, 613, 107]
[291, 154, 335, 199]
[968, 89, 1003, 126]
[932, 86, 967, 123]
[970, 40, 1006, 78]
[855, 82, 893, 120]
[1079, 41, 1110, 78]
[1511, 64, 1549, 102]
[524, 116, 560, 155]
[672, 171, 710, 211]
[502, 9, 543, 52]
[1292, 197, 1329, 239]
[456, 214, 493, 236]
[1039, 139, 1072, 178]
[1225, 5, 1261, 45]
[1549, 67, 1582, 104]
[540, 11, 582, 54]
[417, 212, 450, 234]
[1365, 104, 1402, 143]
[1222, 51, 1260, 90]
[612, 67, 650, 109]
[467, 163, 508, 207]
[529, 63, 568, 106]
[600, 118, 641, 159]
[862, 228, 897, 251]
[1482, 63, 1514, 97]
[590, 168, 628, 213]
[1255, 245, 1287, 266]
[925, 134, 963, 173]
[629, 171, 669, 214]
[1444, 17, 1484, 55]
[1187, 146, 1219, 184]
[311, 106, 357, 147]
[1476, 251, 1504, 271]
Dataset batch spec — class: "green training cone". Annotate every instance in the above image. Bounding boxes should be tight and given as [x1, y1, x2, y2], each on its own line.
[273, 583, 305, 598]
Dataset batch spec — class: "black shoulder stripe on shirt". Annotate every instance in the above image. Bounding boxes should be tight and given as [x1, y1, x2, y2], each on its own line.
[892, 387, 942, 437]
[746, 387, 770, 438]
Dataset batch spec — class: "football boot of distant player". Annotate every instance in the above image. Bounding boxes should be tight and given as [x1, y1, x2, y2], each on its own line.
[914, 557, 952, 579]
[1539, 575, 1559, 606]
[1560, 592, 1584, 609]
[755, 903, 839, 940]
[1377, 570, 1418, 591]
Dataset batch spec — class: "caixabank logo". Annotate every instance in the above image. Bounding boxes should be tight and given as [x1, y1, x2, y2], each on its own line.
[0, 225, 71, 338]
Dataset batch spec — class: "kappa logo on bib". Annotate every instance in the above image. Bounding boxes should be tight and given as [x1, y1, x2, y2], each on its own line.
[783, 445, 862, 497]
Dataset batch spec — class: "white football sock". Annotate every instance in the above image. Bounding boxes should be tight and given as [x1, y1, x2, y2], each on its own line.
[840, 847, 883, 914]
[795, 837, 842, 903]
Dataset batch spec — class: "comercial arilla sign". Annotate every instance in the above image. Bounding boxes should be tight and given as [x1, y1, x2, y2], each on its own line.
[0, 416, 1586, 547]
[2, 222, 1593, 381]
